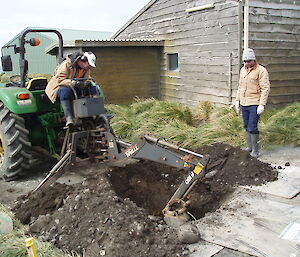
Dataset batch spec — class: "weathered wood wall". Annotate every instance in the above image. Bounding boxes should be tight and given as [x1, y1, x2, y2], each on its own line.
[115, 0, 240, 106]
[249, 0, 300, 105]
[114, 0, 300, 106]
[84, 47, 161, 104]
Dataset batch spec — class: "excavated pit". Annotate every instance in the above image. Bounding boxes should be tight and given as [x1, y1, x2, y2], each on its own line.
[108, 160, 229, 219]
[12, 143, 278, 257]
[108, 143, 278, 219]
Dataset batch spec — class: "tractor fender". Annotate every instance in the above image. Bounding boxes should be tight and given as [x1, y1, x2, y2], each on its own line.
[0, 87, 38, 114]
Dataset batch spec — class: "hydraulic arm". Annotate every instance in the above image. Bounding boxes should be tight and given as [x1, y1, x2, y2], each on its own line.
[106, 132, 209, 202]
[105, 131, 210, 225]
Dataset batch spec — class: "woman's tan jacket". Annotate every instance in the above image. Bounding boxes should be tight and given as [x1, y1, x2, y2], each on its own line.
[236, 64, 270, 106]
[45, 57, 90, 103]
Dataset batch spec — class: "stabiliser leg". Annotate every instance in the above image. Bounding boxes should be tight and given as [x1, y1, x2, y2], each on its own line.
[31, 127, 104, 195]
[31, 149, 72, 194]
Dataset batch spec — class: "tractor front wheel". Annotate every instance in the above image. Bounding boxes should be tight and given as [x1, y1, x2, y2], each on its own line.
[0, 102, 32, 180]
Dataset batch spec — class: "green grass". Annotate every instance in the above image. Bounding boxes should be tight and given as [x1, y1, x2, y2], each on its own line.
[106, 99, 192, 142]
[107, 99, 300, 149]
[260, 102, 300, 148]
[0, 204, 76, 257]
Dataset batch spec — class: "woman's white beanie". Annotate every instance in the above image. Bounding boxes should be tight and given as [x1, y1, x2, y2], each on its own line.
[242, 48, 256, 61]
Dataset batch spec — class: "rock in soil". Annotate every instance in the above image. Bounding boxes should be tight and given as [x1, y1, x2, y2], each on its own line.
[13, 143, 277, 257]
[177, 224, 200, 244]
[0, 212, 13, 234]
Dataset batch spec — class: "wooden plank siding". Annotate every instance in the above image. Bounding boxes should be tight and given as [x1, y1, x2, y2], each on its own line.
[248, 0, 300, 105]
[114, 0, 300, 106]
[114, 0, 240, 106]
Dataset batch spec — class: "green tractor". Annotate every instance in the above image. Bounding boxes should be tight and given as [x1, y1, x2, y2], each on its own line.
[0, 28, 89, 180]
[1, 32, 213, 226]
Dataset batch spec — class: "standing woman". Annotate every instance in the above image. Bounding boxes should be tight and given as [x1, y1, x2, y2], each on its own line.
[235, 48, 271, 157]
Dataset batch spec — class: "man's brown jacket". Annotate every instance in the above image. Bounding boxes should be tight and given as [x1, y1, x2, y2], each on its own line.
[236, 64, 270, 106]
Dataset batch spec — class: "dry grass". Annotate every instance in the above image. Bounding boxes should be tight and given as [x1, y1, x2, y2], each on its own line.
[107, 99, 300, 150]
[260, 102, 300, 148]
[191, 101, 215, 125]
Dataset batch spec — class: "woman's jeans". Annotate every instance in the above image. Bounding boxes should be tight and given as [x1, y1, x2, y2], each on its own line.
[57, 86, 97, 101]
[241, 105, 260, 134]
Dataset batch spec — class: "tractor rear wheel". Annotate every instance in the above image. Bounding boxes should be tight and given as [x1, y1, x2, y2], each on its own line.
[0, 102, 32, 180]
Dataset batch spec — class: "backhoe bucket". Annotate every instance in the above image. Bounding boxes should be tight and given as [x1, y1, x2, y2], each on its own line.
[163, 199, 191, 227]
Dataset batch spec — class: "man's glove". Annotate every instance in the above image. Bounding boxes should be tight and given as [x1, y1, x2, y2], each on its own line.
[257, 105, 265, 115]
[235, 101, 240, 114]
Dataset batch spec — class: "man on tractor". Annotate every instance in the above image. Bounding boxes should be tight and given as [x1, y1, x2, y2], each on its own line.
[45, 51, 97, 126]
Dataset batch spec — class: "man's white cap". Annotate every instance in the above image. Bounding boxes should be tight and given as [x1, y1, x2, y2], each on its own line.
[84, 51, 96, 67]
[242, 48, 256, 61]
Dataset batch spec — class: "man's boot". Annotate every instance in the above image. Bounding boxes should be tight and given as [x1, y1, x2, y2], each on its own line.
[250, 133, 259, 158]
[61, 100, 74, 126]
[243, 132, 252, 152]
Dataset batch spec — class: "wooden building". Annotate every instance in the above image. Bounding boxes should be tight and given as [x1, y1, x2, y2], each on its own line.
[47, 39, 163, 104]
[112, 0, 300, 106]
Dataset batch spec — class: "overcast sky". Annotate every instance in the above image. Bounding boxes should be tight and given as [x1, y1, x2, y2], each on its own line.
[0, 0, 151, 48]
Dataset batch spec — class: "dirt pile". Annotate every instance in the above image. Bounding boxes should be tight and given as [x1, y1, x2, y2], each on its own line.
[13, 143, 277, 257]
[14, 173, 185, 257]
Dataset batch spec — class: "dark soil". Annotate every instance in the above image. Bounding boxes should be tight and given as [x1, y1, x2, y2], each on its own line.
[109, 143, 278, 219]
[13, 143, 278, 257]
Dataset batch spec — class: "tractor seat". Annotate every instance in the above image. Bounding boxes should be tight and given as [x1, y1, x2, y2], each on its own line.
[27, 77, 48, 91]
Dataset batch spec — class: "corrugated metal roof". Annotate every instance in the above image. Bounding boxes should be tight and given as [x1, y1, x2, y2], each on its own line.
[2, 32, 57, 74]
[84, 39, 161, 42]
[2, 26, 112, 47]
[1, 27, 113, 74]
[45, 28, 112, 41]
[46, 38, 164, 54]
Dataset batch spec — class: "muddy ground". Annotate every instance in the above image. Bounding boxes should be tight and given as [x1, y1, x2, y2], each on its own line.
[11, 143, 278, 257]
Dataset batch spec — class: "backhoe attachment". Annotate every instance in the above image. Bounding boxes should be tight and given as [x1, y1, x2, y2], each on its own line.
[105, 132, 210, 226]
[33, 120, 210, 227]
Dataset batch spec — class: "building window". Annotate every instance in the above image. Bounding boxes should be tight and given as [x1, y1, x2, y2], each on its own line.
[167, 53, 179, 72]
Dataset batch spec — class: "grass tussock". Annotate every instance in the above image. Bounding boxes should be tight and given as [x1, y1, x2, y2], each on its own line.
[260, 102, 300, 148]
[106, 99, 193, 142]
[107, 99, 300, 149]
[0, 204, 75, 257]
[191, 101, 215, 125]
